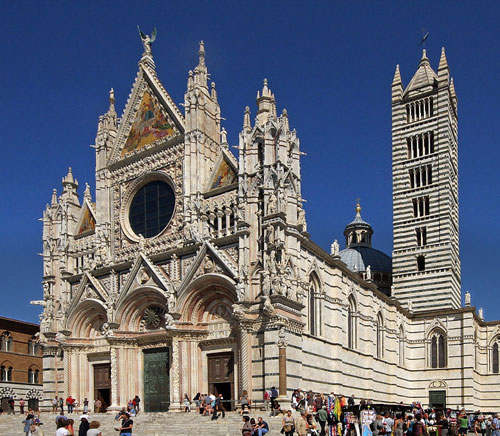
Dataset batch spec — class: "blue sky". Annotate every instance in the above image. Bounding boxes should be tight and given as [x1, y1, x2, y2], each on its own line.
[1, 1, 499, 323]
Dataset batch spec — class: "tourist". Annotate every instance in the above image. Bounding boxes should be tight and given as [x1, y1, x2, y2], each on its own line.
[133, 395, 140, 414]
[264, 389, 271, 411]
[52, 396, 59, 413]
[372, 414, 384, 436]
[78, 415, 90, 436]
[437, 413, 449, 436]
[193, 392, 201, 412]
[56, 417, 69, 436]
[491, 413, 499, 436]
[66, 418, 75, 435]
[270, 386, 278, 403]
[318, 405, 328, 436]
[216, 393, 226, 419]
[59, 396, 64, 414]
[295, 411, 308, 436]
[19, 398, 25, 414]
[22, 412, 34, 436]
[8, 397, 14, 414]
[94, 399, 101, 414]
[282, 410, 295, 436]
[118, 411, 134, 436]
[306, 413, 318, 436]
[83, 398, 89, 414]
[183, 393, 191, 412]
[475, 415, 487, 436]
[66, 396, 75, 413]
[87, 420, 102, 436]
[458, 412, 469, 436]
[255, 416, 269, 436]
[414, 414, 428, 436]
[393, 413, 404, 436]
[56, 411, 67, 427]
[270, 400, 282, 417]
[242, 415, 252, 436]
[240, 390, 251, 414]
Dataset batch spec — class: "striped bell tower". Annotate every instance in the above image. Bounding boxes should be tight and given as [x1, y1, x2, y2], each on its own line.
[391, 48, 460, 311]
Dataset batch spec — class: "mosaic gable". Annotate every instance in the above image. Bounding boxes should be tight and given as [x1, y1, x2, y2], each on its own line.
[209, 157, 237, 190]
[121, 91, 179, 156]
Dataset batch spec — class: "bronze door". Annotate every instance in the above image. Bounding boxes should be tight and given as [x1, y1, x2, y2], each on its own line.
[207, 352, 234, 410]
[93, 363, 111, 412]
[143, 347, 170, 412]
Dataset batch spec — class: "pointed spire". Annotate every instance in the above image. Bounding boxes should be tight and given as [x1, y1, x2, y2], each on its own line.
[187, 70, 194, 90]
[243, 106, 251, 131]
[438, 47, 450, 83]
[262, 78, 269, 97]
[450, 77, 457, 103]
[392, 64, 403, 103]
[281, 108, 289, 131]
[84, 183, 92, 202]
[392, 65, 402, 86]
[420, 48, 429, 64]
[256, 78, 275, 124]
[198, 40, 206, 67]
[108, 88, 116, 113]
[51, 189, 58, 207]
[211, 82, 217, 102]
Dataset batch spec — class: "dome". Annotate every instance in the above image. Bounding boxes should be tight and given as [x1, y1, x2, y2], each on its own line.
[339, 246, 392, 273]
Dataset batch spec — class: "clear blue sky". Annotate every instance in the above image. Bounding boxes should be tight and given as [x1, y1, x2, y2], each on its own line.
[1, 1, 499, 323]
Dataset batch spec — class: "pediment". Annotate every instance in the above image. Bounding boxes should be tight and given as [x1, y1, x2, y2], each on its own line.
[67, 272, 108, 316]
[115, 252, 175, 310]
[109, 61, 184, 164]
[206, 151, 238, 192]
[178, 241, 238, 295]
[75, 199, 96, 237]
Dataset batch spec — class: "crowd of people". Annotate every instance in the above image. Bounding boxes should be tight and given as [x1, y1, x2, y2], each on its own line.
[239, 388, 500, 436]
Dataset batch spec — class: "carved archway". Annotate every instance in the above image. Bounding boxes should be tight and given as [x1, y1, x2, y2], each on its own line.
[66, 299, 107, 339]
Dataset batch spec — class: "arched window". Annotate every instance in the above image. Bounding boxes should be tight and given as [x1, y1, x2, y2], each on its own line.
[7, 367, 12, 382]
[399, 326, 405, 367]
[28, 340, 34, 355]
[34, 369, 39, 384]
[0, 366, 5, 381]
[376, 312, 384, 358]
[28, 368, 33, 384]
[308, 273, 321, 336]
[492, 341, 499, 374]
[1, 332, 12, 352]
[347, 295, 357, 349]
[430, 330, 447, 368]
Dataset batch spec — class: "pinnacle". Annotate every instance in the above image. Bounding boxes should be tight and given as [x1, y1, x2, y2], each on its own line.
[392, 64, 402, 86]
[438, 46, 449, 71]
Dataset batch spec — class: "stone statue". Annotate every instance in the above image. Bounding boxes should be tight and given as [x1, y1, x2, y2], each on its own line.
[297, 208, 306, 231]
[42, 282, 50, 299]
[262, 295, 274, 315]
[366, 265, 372, 280]
[407, 300, 413, 312]
[330, 239, 340, 256]
[100, 322, 114, 337]
[465, 291, 471, 307]
[261, 271, 271, 296]
[278, 187, 286, 213]
[167, 293, 176, 313]
[164, 313, 174, 330]
[221, 127, 228, 144]
[137, 26, 157, 55]
[231, 303, 245, 320]
[265, 226, 275, 246]
[267, 192, 277, 214]
[236, 282, 246, 301]
[479, 307, 484, 320]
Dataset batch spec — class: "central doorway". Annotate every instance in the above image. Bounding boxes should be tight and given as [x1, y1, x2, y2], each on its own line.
[143, 347, 170, 412]
[208, 352, 234, 411]
[93, 363, 111, 413]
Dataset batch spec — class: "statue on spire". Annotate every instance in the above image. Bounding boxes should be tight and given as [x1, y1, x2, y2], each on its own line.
[137, 26, 157, 55]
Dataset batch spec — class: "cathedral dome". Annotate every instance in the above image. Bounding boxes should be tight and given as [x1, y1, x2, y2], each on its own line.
[339, 246, 392, 273]
[337, 202, 392, 294]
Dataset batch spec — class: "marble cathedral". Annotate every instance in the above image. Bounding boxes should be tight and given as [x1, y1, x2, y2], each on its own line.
[34, 37, 500, 412]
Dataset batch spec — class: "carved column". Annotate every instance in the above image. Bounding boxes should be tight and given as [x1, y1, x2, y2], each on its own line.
[239, 327, 250, 395]
[63, 347, 70, 398]
[171, 337, 180, 408]
[108, 347, 120, 410]
[277, 326, 288, 400]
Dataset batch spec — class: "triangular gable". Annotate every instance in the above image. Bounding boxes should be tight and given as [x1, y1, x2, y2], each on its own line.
[115, 252, 175, 310]
[75, 200, 96, 236]
[67, 272, 108, 317]
[207, 151, 238, 192]
[177, 241, 238, 295]
[109, 60, 184, 164]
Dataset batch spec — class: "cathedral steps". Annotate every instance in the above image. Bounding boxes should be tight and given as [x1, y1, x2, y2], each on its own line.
[0, 410, 286, 435]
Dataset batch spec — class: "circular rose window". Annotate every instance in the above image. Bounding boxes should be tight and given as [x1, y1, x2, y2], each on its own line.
[128, 180, 175, 238]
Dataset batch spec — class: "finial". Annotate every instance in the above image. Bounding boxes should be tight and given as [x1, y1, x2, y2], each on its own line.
[420, 48, 429, 63]
[198, 40, 206, 66]
[262, 78, 269, 96]
[108, 88, 116, 112]
[243, 106, 251, 131]
[51, 189, 58, 206]
[211, 82, 217, 101]
[392, 64, 402, 86]
[84, 183, 92, 201]
[355, 198, 361, 214]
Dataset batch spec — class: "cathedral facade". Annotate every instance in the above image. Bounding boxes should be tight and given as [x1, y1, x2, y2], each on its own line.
[35, 39, 500, 412]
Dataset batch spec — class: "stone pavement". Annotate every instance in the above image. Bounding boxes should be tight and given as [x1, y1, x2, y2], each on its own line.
[0, 410, 285, 435]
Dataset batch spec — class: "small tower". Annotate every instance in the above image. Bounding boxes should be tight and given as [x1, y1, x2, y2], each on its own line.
[391, 48, 460, 311]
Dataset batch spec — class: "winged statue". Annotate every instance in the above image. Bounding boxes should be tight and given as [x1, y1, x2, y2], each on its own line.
[137, 26, 157, 55]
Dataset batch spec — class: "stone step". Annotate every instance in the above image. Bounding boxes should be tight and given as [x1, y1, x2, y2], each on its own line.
[0, 411, 286, 436]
